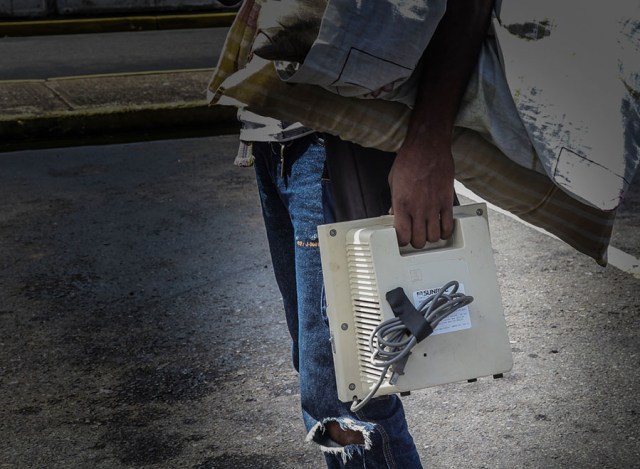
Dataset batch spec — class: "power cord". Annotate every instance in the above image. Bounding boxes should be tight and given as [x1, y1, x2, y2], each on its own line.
[350, 280, 473, 412]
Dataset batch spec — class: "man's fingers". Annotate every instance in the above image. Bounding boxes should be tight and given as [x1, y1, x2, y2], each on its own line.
[393, 212, 412, 246]
[440, 206, 454, 240]
[394, 210, 441, 248]
[395, 205, 454, 247]
[411, 216, 428, 249]
[426, 212, 442, 244]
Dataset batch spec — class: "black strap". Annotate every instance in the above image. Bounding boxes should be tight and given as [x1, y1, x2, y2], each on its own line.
[385, 287, 433, 343]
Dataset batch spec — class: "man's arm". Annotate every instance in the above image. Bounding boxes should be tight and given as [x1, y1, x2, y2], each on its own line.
[389, 0, 494, 247]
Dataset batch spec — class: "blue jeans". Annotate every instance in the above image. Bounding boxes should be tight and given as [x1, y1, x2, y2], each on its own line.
[252, 136, 423, 468]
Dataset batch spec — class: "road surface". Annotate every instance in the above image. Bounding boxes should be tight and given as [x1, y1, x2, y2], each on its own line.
[1, 136, 638, 468]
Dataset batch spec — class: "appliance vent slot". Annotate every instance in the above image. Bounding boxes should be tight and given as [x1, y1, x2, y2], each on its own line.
[346, 242, 389, 385]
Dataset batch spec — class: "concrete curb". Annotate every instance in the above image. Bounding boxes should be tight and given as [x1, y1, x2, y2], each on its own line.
[0, 70, 240, 152]
[0, 103, 239, 152]
[0, 11, 235, 37]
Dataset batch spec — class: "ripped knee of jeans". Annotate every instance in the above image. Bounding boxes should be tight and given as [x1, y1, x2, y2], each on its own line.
[305, 417, 374, 463]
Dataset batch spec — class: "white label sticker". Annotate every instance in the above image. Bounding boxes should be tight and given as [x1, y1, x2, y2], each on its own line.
[412, 284, 471, 335]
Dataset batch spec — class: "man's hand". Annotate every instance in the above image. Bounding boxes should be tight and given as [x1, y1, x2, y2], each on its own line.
[389, 141, 455, 247]
[390, 0, 494, 247]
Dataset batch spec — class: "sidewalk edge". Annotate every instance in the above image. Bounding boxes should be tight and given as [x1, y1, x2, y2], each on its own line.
[0, 102, 239, 152]
[0, 12, 235, 37]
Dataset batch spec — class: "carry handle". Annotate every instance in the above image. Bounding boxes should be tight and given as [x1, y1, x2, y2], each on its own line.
[397, 220, 459, 256]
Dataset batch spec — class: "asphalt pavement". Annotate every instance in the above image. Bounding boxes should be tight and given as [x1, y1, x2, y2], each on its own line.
[1, 135, 639, 469]
[0, 28, 230, 80]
